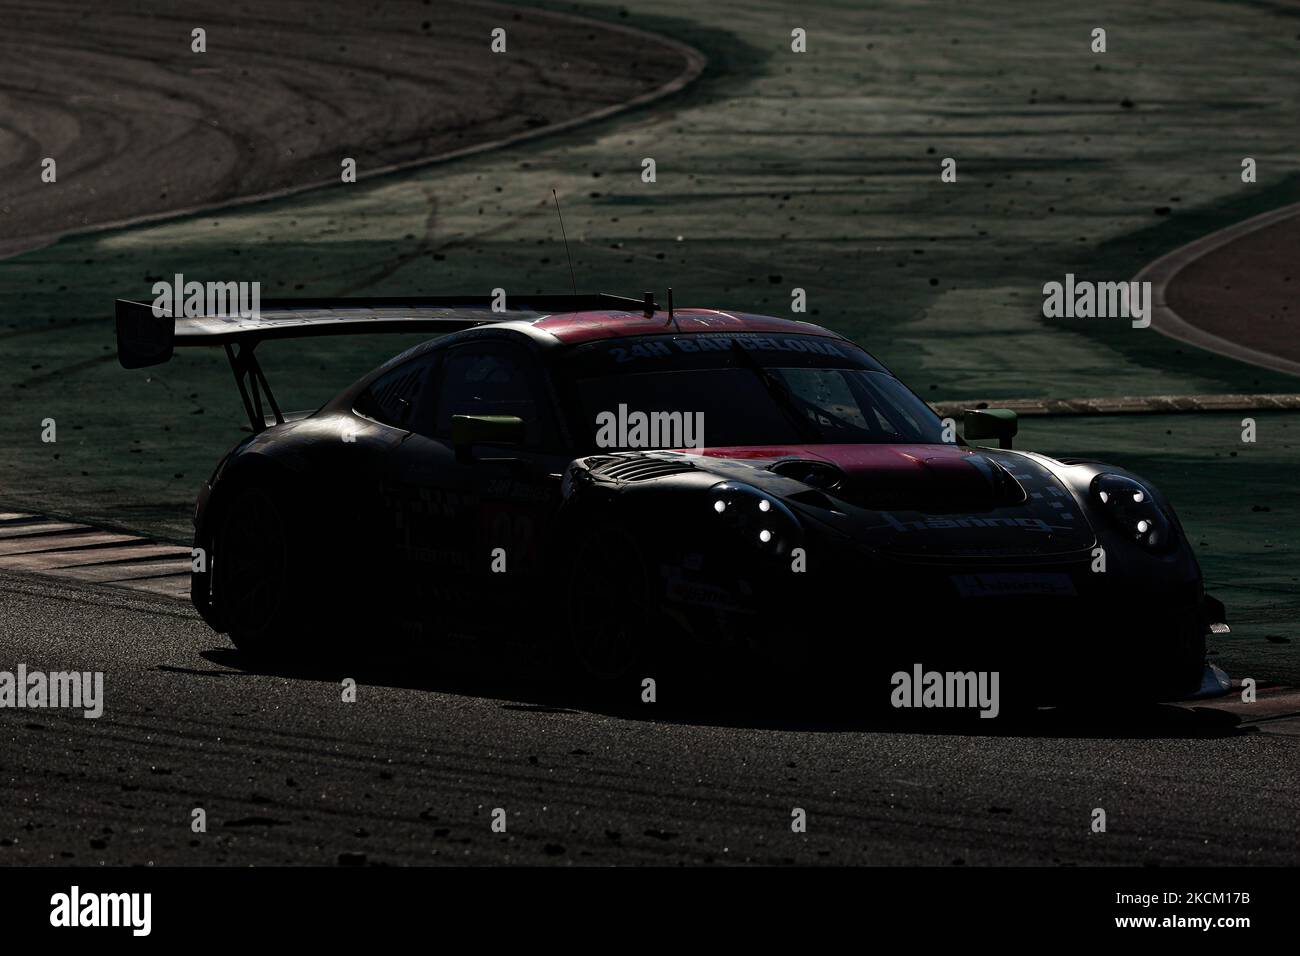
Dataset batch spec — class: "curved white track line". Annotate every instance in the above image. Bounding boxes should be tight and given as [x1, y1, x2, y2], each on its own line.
[0, 0, 707, 261]
[1135, 200, 1300, 378]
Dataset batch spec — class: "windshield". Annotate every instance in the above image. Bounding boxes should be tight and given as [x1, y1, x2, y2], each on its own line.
[563, 334, 946, 449]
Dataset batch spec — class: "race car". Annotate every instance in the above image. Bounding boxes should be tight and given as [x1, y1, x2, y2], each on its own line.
[116, 292, 1230, 703]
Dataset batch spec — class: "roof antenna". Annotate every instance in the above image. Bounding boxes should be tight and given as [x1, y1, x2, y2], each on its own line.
[551, 189, 578, 296]
[666, 287, 680, 331]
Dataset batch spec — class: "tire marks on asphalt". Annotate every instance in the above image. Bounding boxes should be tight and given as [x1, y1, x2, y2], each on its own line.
[0, 0, 703, 259]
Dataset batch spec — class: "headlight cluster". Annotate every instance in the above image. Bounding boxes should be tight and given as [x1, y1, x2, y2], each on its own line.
[709, 481, 801, 555]
[1089, 473, 1172, 551]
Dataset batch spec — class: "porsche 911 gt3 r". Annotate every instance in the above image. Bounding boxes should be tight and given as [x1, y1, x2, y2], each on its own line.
[115, 292, 1230, 703]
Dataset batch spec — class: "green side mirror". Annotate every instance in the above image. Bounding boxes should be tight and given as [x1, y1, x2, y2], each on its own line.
[962, 408, 1018, 449]
[451, 414, 526, 460]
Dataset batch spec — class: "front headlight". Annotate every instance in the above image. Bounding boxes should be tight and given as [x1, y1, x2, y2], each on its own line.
[709, 480, 802, 556]
[1090, 473, 1172, 551]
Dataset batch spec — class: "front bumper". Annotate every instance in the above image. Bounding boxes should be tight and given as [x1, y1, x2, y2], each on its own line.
[658, 535, 1214, 702]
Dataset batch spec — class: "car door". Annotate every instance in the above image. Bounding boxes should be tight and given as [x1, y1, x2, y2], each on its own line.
[351, 349, 451, 618]
[382, 336, 569, 642]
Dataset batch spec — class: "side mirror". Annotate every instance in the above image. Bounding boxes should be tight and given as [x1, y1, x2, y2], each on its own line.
[962, 408, 1018, 449]
[451, 414, 526, 461]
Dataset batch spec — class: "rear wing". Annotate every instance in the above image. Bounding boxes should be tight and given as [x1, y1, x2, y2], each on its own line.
[115, 293, 656, 432]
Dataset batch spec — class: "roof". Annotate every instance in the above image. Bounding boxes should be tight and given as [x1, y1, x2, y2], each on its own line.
[528, 308, 844, 345]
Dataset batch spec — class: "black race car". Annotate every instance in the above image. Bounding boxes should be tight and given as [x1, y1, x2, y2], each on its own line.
[116, 293, 1230, 702]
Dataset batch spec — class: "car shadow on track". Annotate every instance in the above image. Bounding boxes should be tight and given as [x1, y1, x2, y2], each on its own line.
[198, 645, 1249, 740]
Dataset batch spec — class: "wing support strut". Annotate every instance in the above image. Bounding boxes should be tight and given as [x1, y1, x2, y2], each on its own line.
[224, 341, 282, 433]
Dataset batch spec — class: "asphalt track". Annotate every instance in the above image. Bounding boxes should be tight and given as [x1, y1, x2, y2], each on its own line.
[0, 0, 696, 258]
[2, 570, 1297, 866]
[1151, 204, 1300, 376]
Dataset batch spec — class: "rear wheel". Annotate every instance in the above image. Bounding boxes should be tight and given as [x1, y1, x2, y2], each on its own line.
[214, 485, 315, 659]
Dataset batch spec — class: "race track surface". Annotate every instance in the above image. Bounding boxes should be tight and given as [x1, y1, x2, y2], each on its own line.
[1, 572, 1295, 866]
[0, 0, 693, 257]
[1164, 210, 1300, 369]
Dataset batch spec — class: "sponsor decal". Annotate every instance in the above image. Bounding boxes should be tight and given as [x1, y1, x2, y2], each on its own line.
[608, 335, 847, 364]
[880, 513, 1057, 533]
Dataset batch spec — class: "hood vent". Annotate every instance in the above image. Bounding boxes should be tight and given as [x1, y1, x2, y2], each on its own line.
[768, 459, 845, 491]
[596, 457, 697, 482]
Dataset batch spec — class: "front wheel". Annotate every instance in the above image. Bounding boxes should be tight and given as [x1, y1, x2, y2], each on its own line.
[566, 527, 655, 684]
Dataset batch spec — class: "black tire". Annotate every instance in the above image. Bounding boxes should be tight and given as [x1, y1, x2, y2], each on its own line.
[213, 484, 320, 659]
[565, 527, 655, 684]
